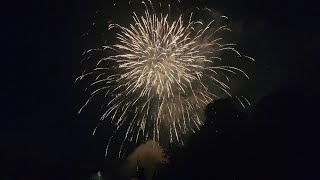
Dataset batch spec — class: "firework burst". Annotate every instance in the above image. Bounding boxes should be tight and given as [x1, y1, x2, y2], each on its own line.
[77, 0, 254, 156]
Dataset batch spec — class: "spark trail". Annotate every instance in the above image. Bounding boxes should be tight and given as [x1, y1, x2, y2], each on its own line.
[77, 0, 254, 156]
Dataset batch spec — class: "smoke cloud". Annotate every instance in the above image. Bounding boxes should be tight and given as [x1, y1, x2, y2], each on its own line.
[126, 140, 169, 180]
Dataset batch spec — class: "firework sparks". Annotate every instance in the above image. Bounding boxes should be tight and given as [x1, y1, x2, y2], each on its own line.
[78, 0, 253, 156]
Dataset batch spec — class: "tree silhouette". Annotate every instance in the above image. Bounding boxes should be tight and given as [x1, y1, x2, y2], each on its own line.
[157, 89, 320, 180]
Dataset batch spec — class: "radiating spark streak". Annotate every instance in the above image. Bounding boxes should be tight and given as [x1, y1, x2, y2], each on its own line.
[204, 7, 211, 12]
[119, 141, 125, 158]
[236, 96, 246, 109]
[242, 96, 251, 106]
[105, 135, 114, 157]
[244, 55, 255, 62]
[78, 96, 94, 114]
[221, 15, 229, 19]
[79, 1, 253, 149]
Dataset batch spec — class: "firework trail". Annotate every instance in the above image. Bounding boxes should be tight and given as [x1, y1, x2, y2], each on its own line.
[77, 0, 254, 156]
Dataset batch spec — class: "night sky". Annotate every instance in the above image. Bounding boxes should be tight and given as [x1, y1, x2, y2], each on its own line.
[3, 0, 320, 179]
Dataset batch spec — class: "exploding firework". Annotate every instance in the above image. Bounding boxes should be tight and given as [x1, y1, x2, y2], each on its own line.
[77, 0, 254, 156]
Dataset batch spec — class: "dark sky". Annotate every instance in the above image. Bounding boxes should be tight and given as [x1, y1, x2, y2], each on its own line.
[2, 0, 320, 179]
